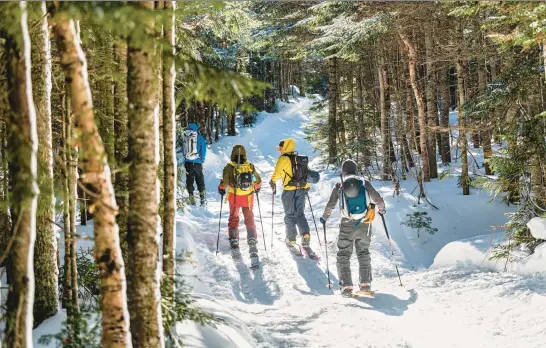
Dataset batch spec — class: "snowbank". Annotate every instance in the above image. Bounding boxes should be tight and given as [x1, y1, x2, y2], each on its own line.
[432, 233, 546, 275]
[527, 217, 546, 240]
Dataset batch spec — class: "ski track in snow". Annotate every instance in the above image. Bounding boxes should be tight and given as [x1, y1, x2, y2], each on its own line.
[179, 97, 546, 348]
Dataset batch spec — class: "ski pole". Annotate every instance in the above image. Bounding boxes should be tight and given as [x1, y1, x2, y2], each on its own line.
[322, 221, 332, 289]
[255, 191, 266, 251]
[306, 191, 322, 247]
[216, 197, 224, 255]
[271, 192, 274, 248]
[380, 213, 403, 286]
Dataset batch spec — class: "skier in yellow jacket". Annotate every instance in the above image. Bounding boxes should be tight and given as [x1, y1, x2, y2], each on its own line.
[270, 138, 316, 257]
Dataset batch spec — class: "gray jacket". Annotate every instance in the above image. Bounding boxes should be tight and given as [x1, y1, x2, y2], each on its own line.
[322, 178, 385, 220]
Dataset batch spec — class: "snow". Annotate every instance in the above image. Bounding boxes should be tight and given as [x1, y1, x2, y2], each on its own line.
[176, 97, 546, 348]
[527, 217, 546, 240]
[28, 97, 546, 347]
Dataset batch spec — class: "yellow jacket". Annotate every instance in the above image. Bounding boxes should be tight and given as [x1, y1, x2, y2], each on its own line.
[271, 138, 310, 191]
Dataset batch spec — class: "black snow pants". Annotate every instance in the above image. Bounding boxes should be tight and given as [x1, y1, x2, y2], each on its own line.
[185, 162, 205, 195]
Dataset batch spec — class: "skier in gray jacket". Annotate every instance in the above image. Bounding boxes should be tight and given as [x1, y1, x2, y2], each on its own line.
[320, 159, 386, 296]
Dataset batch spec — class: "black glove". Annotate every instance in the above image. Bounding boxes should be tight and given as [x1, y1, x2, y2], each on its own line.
[218, 188, 226, 196]
[320, 217, 327, 225]
[270, 181, 276, 194]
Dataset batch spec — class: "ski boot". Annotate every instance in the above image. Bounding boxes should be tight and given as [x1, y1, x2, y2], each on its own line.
[285, 238, 302, 256]
[341, 286, 354, 297]
[248, 237, 260, 269]
[199, 191, 207, 207]
[188, 195, 196, 206]
[301, 234, 318, 260]
[230, 238, 241, 259]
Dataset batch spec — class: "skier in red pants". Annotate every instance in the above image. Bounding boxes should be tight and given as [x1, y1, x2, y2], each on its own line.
[218, 145, 262, 267]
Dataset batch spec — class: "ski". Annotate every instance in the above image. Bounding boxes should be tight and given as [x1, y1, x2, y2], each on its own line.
[230, 248, 242, 259]
[250, 253, 260, 269]
[302, 246, 320, 261]
[287, 243, 303, 257]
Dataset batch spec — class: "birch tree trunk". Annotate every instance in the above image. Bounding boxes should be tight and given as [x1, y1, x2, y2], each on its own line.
[51, 10, 132, 347]
[127, 2, 164, 347]
[162, 0, 177, 300]
[400, 32, 430, 182]
[29, 1, 59, 326]
[3, 3, 38, 346]
[456, 60, 470, 195]
[328, 57, 338, 165]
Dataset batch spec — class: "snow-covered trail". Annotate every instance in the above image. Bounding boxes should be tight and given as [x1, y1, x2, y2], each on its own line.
[178, 97, 546, 348]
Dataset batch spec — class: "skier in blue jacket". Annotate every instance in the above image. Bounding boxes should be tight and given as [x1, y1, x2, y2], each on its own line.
[183, 123, 207, 205]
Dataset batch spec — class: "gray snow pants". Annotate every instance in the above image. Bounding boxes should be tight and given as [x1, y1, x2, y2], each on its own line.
[337, 219, 372, 287]
[281, 189, 310, 241]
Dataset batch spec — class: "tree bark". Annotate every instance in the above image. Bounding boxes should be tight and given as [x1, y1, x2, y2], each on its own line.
[425, 31, 438, 178]
[328, 57, 338, 165]
[51, 11, 132, 348]
[127, 2, 163, 347]
[456, 60, 470, 195]
[478, 61, 493, 175]
[162, 0, 176, 300]
[400, 32, 430, 182]
[113, 39, 129, 266]
[439, 67, 452, 164]
[378, 52, 392, 180]
[3, 3, 38, 346]
[29, 1, 59, 326]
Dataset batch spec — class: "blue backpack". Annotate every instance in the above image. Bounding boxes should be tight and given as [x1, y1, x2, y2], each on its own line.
[340, 177, 367, 219]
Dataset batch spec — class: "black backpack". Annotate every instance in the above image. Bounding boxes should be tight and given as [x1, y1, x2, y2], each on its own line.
[284, 153, 309, 187]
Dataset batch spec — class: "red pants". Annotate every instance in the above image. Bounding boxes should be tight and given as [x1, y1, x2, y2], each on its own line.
[228, 204, 257, 240]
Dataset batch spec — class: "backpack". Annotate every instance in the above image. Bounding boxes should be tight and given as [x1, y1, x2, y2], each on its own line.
[232, 162, 254, 192]
[183, 129, 199, 160]
[340, 177, 367, 219]
[284, 153, 309, 187]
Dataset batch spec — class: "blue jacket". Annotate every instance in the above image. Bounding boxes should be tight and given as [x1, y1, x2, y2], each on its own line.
[184, 123, 207, 164]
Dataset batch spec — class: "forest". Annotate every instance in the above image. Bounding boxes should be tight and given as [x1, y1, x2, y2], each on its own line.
[0, 1, 545, 348]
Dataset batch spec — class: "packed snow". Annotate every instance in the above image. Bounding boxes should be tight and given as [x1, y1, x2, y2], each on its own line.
[25, 96, 546, 347]
[175, 97, 546, 347]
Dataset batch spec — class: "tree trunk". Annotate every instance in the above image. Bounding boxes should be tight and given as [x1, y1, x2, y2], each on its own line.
[478, 61, 493, 175]
[3, 3, 38, 346]
[328, 57, 338, 165]
[127, 2, 163, 347]
[113, 39, 129, 266]
[356, 63, 371, 167]
[162, 0, 176, 301]
[51, 11, 132, 347]
[214, 105, 220, 142]
[439, 67, 452, 164]
[400, 32, 430, 182]
[228, 109, 236, 136]
[378, 52, 391, 180]
[29, 1, 59, 326]
[425, 32, 438, 178]
[456, 60, 470, 195]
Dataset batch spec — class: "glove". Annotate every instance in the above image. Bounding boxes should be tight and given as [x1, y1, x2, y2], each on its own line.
[269, 181, 276, 194]
[218, 186, 226, 196]
[320, 217, 327, 225]
[254, 183, 261, 193]
[305, 186, 310, 192]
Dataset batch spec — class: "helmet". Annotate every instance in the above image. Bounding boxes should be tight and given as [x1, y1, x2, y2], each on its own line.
[342, 177, 362, 198]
